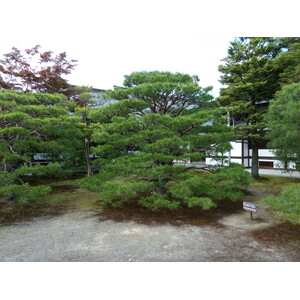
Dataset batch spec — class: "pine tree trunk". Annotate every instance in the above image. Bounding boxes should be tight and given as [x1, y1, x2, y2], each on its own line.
[85, 137, 92, 177]
[251, 141, 259, 178]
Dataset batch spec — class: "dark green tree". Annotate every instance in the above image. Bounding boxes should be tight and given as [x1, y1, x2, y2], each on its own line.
[106, 71, 217, 115]
[274, 41, 300, 84]
[266, 82, 300, 170]
[0, 89, 83, 202]
[80, 71, 252, 210]
[218, 37, 300, 178]
[73, 86, 103, 176]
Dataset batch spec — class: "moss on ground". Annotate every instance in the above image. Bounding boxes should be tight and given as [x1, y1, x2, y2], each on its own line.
[0, 178, 102, 224]
[2, 174, 300, 225]
[251, 175, 300, 195]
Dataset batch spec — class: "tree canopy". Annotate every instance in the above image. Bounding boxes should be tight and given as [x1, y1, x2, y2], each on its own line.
[275, 41, 300, 85]
[106, 71, 216, 116]
[0, 89, 83, 202]
[266, 82, 300, 170]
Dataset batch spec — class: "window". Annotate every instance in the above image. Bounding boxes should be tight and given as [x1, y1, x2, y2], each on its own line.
[259, 161, 274, 168]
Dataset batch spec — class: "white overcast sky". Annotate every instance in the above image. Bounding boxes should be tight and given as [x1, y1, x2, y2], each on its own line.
[1, 0, 298, 97]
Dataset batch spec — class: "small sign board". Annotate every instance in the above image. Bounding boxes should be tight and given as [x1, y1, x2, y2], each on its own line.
[243, 201, 256, 212]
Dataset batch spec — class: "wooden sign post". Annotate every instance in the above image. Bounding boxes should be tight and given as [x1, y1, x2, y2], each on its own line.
[243, 202, 256, 220]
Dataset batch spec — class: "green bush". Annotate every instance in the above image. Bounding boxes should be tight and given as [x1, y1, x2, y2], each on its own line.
[0, 184, 52, 204]
[98, 181, 137, 207]
[81, 164, 253, 211]
[17, 185, 52, 204]
[169, 163, 252, 209]
[138, 194, 181, 210]
[214, 163, 254, 186]
[185, 197, 216, 210]
[261, 184, 300, 224]
[17, 163, 67, 178]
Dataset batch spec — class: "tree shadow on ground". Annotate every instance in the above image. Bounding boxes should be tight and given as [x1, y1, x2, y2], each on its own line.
[94, 198, 245, 227]
[252, 222, 300, 245]
[251, 222, 300, 261]
[0, 183, 88, 225]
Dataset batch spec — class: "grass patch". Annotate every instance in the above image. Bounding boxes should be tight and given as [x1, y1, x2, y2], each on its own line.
[261, 184, 300, 224]
[251, 175, 300, 195]
[43, 179, 102, 210]
[0, 177, 101, 224]
[250, 176, 300, 225]
[73, 188, 102, 210]
[44, 193, 76, 205]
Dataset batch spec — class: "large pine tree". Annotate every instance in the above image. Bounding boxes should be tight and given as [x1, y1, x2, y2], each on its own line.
[80, 71, 252, 210]
[218, 37, 300, 178]
[266, 82, 300, 170]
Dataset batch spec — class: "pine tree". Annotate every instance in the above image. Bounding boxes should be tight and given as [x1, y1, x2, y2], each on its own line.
[80, 71, 252, 210]
[72, 86, 103, 176]
[266, 83, 300, 170]
[0, 89, 83, 202]
[218, 37, 300, 178]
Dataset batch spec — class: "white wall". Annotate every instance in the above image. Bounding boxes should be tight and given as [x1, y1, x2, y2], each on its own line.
[205, 140, 297, 170]
[230, 141, 241, 156]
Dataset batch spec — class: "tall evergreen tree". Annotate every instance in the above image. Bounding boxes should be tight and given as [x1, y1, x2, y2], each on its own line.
[72, 86, 103, 176]
[218, 37, 300, 178]
[266, 82, 300, 170]
[80, 71, 252, 211]
[274, 41, 300, 84]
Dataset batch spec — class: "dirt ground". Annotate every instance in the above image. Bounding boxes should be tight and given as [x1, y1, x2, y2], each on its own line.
[0, 185, 299, 262]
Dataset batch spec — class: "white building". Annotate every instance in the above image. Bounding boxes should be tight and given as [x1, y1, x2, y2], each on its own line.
[206, 140, 296, 170]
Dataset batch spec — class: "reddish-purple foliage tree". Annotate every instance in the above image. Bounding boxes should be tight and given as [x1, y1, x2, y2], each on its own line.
[0, 45, 77, 93]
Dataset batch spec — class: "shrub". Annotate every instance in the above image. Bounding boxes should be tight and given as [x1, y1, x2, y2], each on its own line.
[98, 181, 137, 207]
[0, 184, 52, 204]
[82, 164, 253, 211]
[261, 184, 300, 224]
[138, 194, 181, 210]
[169, 163, 252, 208]
[17, 185, 52, 204]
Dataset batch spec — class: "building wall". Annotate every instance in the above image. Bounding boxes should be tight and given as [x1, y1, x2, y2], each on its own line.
[206, 140, 296, 170]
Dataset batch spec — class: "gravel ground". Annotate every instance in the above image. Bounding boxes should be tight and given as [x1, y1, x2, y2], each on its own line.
[0, 188, 299, 262]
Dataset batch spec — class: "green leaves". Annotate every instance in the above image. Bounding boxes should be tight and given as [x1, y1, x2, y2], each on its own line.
[123, 71, 199, 86]
[15, 105, 67, 118]
[82, 98, 250, 211]
[169, 164, 252, 208]
[106, 71, 214, 116]
[0, 184, 52, 204]
[77, 71, 252, 211]
[0, 89, 63, 106]
[262, 184, 300, 224]
[0, 89, 84, 202]
[266, 83, 300, 169]
[98, 181, 137, 208]
[218, 37, 300, 177]
[138, 194, 181, 210]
